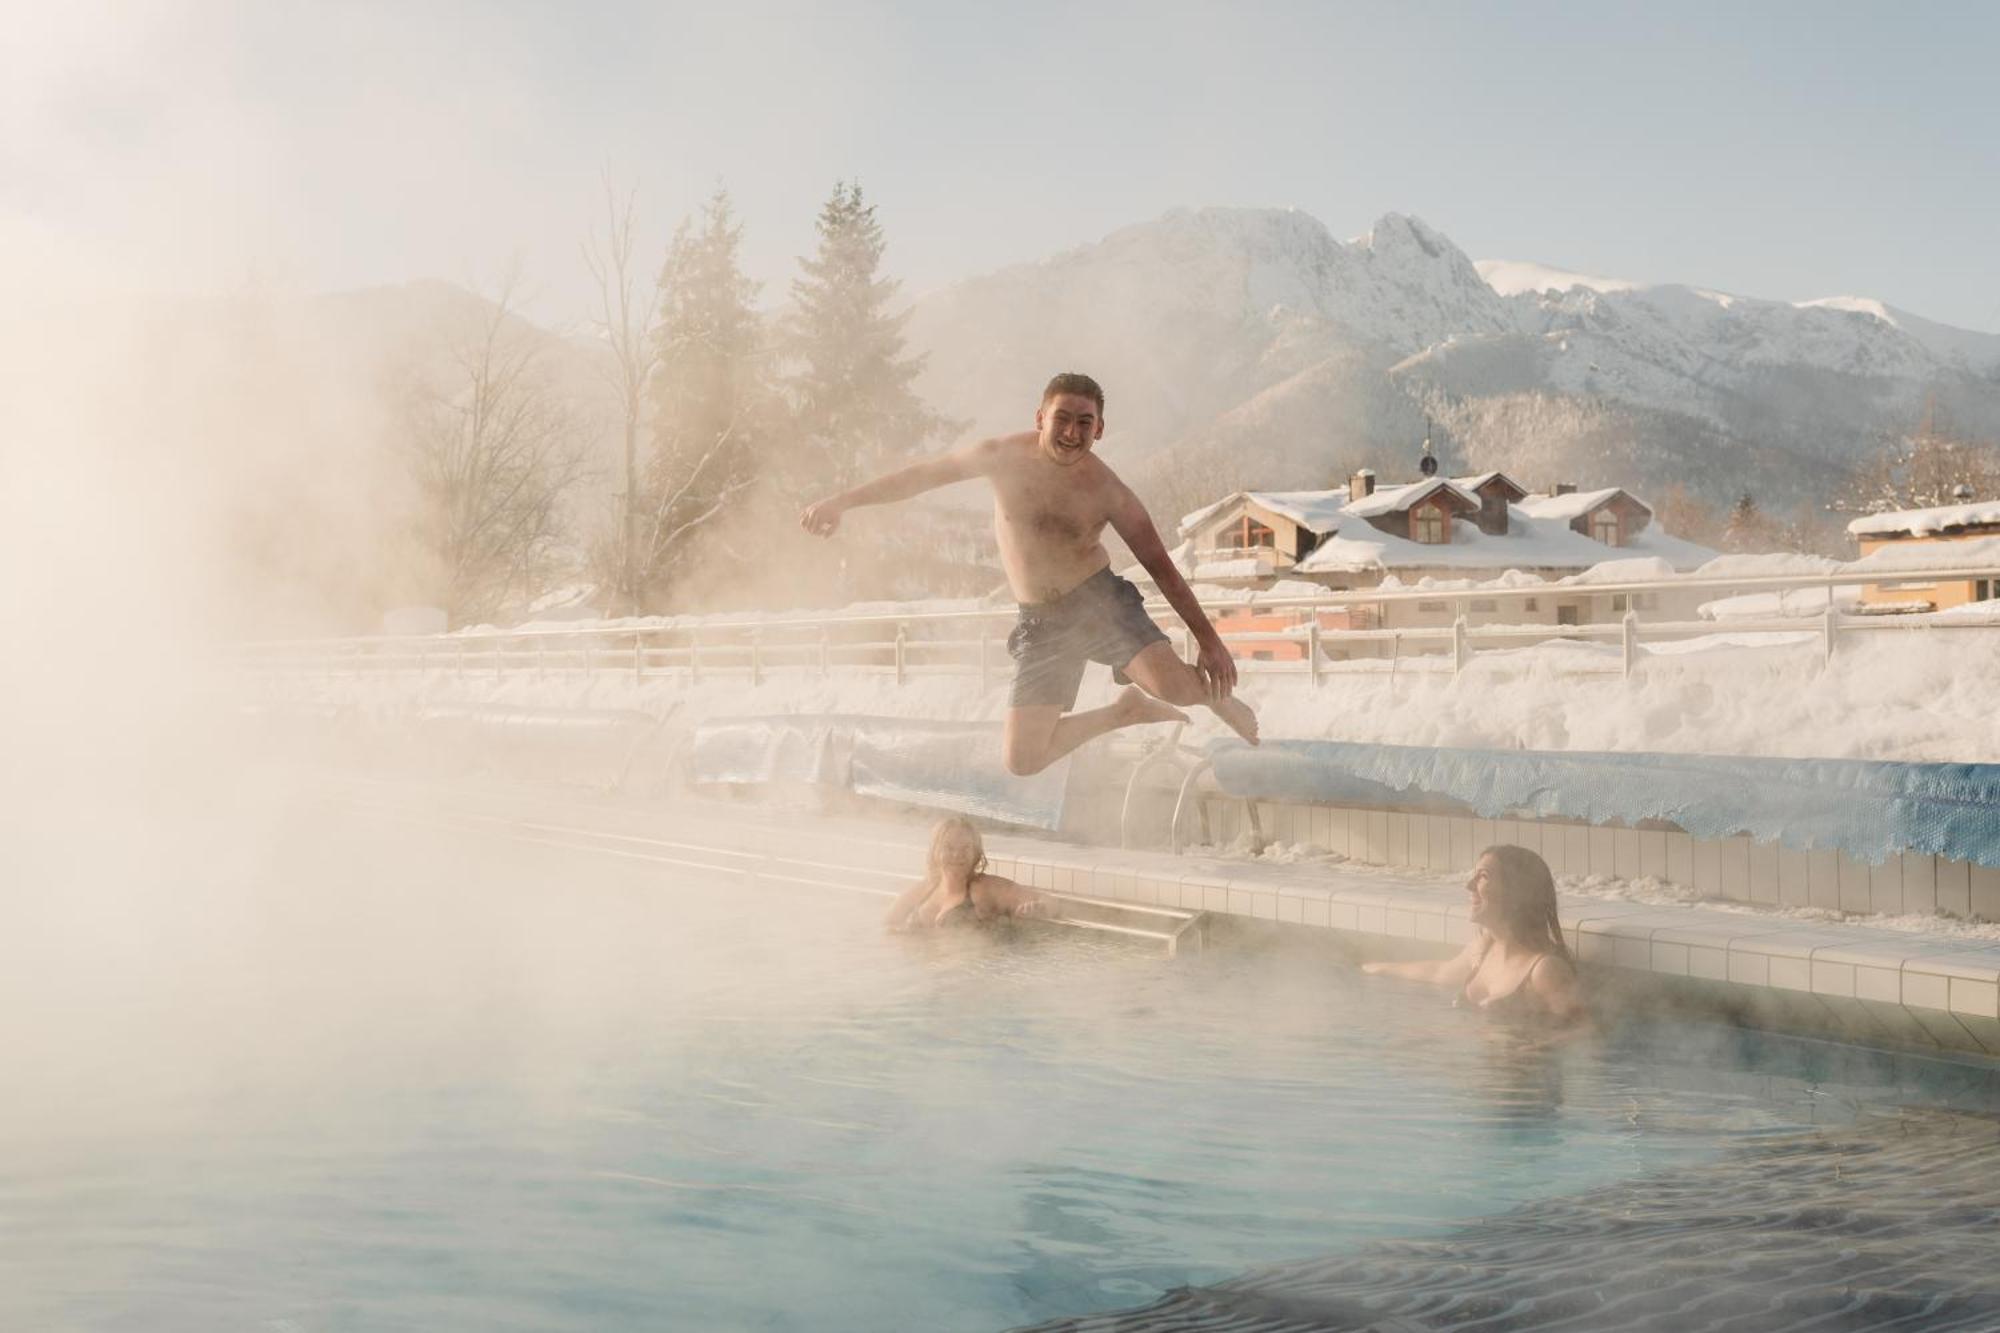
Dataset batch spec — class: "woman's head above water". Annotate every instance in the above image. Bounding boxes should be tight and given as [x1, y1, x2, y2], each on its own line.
[926, 817, 988, 884]
[1467, 845, 1570, 961]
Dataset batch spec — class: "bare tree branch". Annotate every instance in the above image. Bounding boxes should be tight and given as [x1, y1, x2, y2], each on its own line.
[582, 168, 662, 615]
[399, 272, 588, 626]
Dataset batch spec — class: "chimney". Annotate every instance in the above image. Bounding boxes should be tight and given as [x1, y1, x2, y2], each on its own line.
[1349, 468, 1377, 503]
[1553, 482, 1577, 496]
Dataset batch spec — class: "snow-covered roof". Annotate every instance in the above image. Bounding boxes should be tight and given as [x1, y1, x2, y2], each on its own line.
[1557, 557, 1678, 585]
[1181, 478, 1525, 540]
[1847, 534, 2000, 574]
[1241, 489, 1354, 532]
[1293, 505, 1715, 578]
[1178, 488, 1359, 537]
[1689, 552, 1848, 580]
[1846, 500, 2000, 539]
[1620, 527, 1720, 569]
[1342, 477, 1479, 519]
[1514, 487, 1640, 522]
[1452, 471, 1527, 498]
[1177, 493, 1238, 535]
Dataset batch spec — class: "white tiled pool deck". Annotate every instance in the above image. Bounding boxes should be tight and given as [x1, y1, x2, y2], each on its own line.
[322, 772, 2000, 1057]
[973, 826, 2000, 1054]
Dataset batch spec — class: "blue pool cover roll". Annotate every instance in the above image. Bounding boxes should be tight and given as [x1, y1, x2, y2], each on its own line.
[1207, 740, 2000, 868]
[692, 714, 1070, 829]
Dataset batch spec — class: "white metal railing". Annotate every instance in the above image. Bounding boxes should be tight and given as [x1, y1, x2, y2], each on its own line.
[232, 563, 2000, 686]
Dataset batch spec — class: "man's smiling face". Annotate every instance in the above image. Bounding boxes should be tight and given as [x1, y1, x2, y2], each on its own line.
[1035, 393, 1103, 467]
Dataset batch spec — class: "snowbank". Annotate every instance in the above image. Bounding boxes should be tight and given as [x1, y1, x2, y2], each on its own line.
[1848, 501, 2000, 539]
[1698, 586, 1861, 620]
[273, 624, 2000, 766]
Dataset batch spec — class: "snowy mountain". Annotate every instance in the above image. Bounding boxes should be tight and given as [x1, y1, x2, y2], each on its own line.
[904, 207, 2000, 519]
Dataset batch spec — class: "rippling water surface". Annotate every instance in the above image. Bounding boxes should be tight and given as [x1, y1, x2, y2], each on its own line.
[4, 800, 1995, 1331]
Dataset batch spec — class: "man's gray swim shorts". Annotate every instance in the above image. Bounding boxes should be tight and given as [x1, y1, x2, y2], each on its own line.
[1006, 567, 1170, 709]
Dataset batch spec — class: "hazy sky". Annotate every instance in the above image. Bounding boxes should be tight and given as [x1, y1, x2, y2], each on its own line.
[9, 0, 1999, 331]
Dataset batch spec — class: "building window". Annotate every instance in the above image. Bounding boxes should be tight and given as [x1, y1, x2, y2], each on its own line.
[1221, 516, 1275, 550]
[1556, 605, 1580, 626]
[1412, 506, 1446, 545]
[1592, 511, 1622, 547]
[1417, 600, 1448, 613]
[1978, 579, 1994, 602]
[1611, 594, 1628, 612]
[1524, 598, 1539, 612]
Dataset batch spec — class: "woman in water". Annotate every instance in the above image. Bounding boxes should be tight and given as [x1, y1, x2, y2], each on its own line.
[885, 817, 1057, 931]
[1364, 845, 1586, 1025]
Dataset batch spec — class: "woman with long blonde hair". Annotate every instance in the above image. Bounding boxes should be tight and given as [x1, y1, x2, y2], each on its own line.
[885, 817, 1056, 931]
[1364, 845, 1586, 1025]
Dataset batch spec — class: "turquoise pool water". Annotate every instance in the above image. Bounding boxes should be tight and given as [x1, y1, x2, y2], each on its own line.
[5, 802, 1996, 1331]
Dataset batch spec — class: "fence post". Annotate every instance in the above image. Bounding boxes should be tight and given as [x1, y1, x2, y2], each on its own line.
[634, 632, 644, 682]
[1822, 596, 1837, 665]
[1452, 615, 1468, 676]
[895, 623, 908, 686]
[1307, 618, 1321, 687]
[1389, 631, 1401, 680]
[1621, 611, 1638, 677]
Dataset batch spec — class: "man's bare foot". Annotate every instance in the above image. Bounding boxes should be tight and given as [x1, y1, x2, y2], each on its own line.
[1114, 684, 1188, 727]
[1211, 694, 1260, 746]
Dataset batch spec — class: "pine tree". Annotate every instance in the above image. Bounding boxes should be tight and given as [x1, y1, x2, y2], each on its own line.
[1723, 492, 1781, 553]
[637, 187, 771, 600]
[785, 181, 951, 493]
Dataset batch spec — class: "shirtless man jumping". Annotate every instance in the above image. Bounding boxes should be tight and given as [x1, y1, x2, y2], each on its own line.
[800, 372, 1258, 776]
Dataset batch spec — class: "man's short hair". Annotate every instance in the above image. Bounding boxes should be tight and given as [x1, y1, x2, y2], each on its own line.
[1041, 372, 1104, 413]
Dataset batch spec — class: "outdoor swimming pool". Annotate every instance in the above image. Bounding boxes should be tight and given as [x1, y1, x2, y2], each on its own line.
[6, 794, 1997, 1331]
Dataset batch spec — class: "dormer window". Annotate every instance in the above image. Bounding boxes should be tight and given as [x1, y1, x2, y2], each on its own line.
[1413, 506, 1446, 545]
[1592, 511, 1622, 547]
[1220, 516, 1275, 550]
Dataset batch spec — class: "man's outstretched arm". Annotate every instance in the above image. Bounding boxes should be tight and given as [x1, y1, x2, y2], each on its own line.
[800, 441, 992, 537]
[1107, 484, 1237, 698]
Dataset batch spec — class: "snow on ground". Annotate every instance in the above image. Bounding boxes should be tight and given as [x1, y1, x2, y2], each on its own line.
[284, 621, 2000, 765]
[1929, 599, 2000, 624]
[1698, 586, 1860, 620]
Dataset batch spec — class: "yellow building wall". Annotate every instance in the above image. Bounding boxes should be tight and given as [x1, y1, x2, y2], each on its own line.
[1854, 533, 1986, 610]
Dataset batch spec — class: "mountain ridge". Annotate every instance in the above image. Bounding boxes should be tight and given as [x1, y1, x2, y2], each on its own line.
[900, 206, 2000, 519]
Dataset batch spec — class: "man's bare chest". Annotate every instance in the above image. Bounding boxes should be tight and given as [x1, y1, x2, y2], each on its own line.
[990, 474, 1108, 547]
